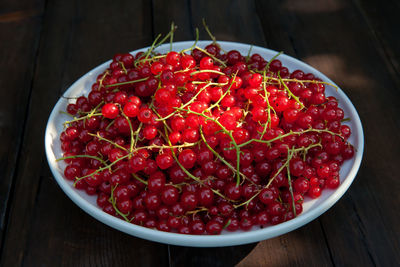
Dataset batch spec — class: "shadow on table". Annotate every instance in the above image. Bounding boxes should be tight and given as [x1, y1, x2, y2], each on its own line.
[169, 242, 257, 267]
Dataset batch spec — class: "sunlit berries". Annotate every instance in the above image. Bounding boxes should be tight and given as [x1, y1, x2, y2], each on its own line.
[60, 40, 355, 236]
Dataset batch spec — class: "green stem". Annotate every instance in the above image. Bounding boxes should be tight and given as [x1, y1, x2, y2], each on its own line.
[170, 22, 175, 51]
[132, 173, 148, 185]
[163, 124, 233, 202]
[121, 111, 135, 155]
[199, 127, 251, 184]
[87, 132, 127, 151]
[174, 107, 241, 185]
[59, 111, 74, 117]
[246, 45, 253, 63]
[156, 83, 210, 121]
[181, 28, 199, 54]
[63, 112, 102, 126]
[286, 149, 296, 216]
[234, 128, 343, 149]
[190, 69, 226, 76]
[265, 76, 339, 90]
[202, 18, 216, 43]
[73, 154, 130, 185]
[153, 26, 176, 51]
[105, 77, 149, 88]
[194, 46, 227, 67]
[234, 190, 261, 209]
[266, 147, 294, 188]
[110, 184, 130, 222]
[57, 154, 107, 166]
[265, 51, 283, 71]
[259, 70, 274, 140]
[142, 34, 162, 63]
[206, 72, 237, 111]
[97, 70, 109, 90]
[119, 61, 127, 74]
[278, 72, 305, 109]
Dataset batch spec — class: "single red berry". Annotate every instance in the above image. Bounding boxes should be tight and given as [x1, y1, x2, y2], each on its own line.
[308, 186, 322, 198]
[138, 107, 153, 123]
[123, 102, 139, 117]
[143, 125, 158, 140]
[181, 192, 198, 211]
[102, 103, 119, 119]
[178, 149, 197, 169]
[156, 153, 174, 170]
[259, 188, 277, 204]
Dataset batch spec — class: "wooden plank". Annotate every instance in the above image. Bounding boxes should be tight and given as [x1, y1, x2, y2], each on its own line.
[0, 0, 169, 266]
[23, 175, 169, 266]
[190, 0, 266, 46]
[237, 220, 333, 266]
[152, 0, 193, 41]
[354, 0, 400, 81]
[169, 243, 258, 267]
[256, 0, 400, 265]
[0, 0, 45, 246]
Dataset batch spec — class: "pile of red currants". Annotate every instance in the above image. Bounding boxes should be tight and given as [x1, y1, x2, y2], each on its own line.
[59, 40, 354, 235]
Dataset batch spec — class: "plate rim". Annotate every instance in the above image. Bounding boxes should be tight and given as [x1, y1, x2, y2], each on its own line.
[45, 40, 364, 247]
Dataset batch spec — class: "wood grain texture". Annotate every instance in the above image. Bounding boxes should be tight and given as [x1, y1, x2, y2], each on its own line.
[236, 221, 333, 267]
[170, 243, 257, 267]
[22, 175, 168, 267]
[190, 0, 266, 46]
[0, 0, 399, 266]
[152, 0, 193, 41]
[0, 0, 45, 250]
[354, 0, 400, 81]
[0, 0, 167, 266]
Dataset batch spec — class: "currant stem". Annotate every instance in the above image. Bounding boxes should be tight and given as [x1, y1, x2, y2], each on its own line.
[73, 154, 130, 186]
[266, 147, 295, 188]
[186, 207, 208, 215]
[156, 83, 209, 121]
[118, 61, 128, 74]
[59, 111, 74, 117]
[121, 111, 135, 155]
[63, 113, 102, 127]
[286, 149, 297, 216]
[87, 132, 128, 152]
[233, 128, 344, 149]
[233, 190, 261, 209]
[180, 28, 199, 54]
[141, 34, 162, 64]
[174, 107, 241, 185]
[202, 18, 216, 44]
[163, 124, 234, 202]
[169, 22, 175, 51]
[132, 173, 148, 185]
[206, 72, 237, 111]
[57, 154, 107, 166]
[105, 77, 149, 88]
[199, 127, 251, 184]
[265, 51, 283, 71]
[194, 46, 227, 67]
[259, 70, 274, 140]
[278, 72, 305, 109]
[190, 69, 226, 76]
[246, 45, 253, 63]
[110, 184, 130, 222]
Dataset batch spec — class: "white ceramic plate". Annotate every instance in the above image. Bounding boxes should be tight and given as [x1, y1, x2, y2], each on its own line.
[45, 41, 364, 247]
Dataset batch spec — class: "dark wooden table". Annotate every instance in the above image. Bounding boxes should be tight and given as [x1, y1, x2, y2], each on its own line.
[1, 0, 399, 266]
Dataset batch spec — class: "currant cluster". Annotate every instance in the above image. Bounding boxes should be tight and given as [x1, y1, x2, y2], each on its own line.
[59, 38, 354, 235]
